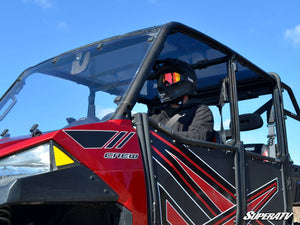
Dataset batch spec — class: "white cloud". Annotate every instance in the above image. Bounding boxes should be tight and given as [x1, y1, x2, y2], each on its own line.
[22, 0, 54, 9]
[284, 24, 300, 47]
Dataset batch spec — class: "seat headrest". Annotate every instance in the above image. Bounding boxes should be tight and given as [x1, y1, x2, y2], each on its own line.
[239, 113, 263, 131]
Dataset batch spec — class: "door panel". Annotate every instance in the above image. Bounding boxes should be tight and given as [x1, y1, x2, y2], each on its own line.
[150, 128, 288, 224]
[150, 129, 237, 224]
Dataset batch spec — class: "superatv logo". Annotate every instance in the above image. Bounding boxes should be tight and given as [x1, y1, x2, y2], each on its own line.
[243, 211, 293, 221]
[104, 152, 139, 159]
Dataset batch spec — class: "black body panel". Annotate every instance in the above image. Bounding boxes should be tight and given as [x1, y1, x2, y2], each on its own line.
[150, 128, 237, 224]
[0, 164, 118, 205]
[149, 127, 289, 224]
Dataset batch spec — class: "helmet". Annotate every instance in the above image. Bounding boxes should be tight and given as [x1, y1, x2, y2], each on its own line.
[156, 59, 197, 103]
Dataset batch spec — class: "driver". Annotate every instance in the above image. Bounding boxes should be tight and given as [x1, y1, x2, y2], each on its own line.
[149, 59, 214, 141]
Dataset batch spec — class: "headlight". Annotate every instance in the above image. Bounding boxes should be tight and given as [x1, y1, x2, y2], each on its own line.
[0, 142, 76, 185]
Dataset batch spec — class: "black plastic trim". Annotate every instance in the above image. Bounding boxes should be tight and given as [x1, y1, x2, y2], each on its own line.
[0, 164, 118, 205]
[134, 113, 159, 225]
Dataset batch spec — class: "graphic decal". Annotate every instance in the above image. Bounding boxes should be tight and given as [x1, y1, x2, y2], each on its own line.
[116, 132, 135, 149]
[105, 131, 127, 149]
[167, 150, 235, 212]
[104, 152, 139, 159]
[150, 130, 280, 225]
[64, 130, 135, 149]
[166, 201, 189, 225]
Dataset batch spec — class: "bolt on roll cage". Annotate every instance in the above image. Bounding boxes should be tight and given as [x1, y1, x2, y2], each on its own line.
[114, 22, 300, 224]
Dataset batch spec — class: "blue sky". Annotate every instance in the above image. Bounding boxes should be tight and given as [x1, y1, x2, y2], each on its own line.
[1, 0, 300, 163]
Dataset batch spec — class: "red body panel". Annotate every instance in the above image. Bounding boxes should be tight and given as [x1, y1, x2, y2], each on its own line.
[0, 119, 148, 224]
[0, 131, 59, 157]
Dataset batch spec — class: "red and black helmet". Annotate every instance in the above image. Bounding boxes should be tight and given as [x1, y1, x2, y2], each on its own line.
[156, 59, 197, 103]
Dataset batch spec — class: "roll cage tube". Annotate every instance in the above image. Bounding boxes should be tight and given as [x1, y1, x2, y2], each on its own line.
[282, 82, 300, 121]
[269, 72, 294, 217]
[227, 57, 241, 145]
[148, 117, 238, 151]
[283, 83, 300, 115]
[113, 25, 168, 120]
[227, 56, 248, 225]
[269, 72, 289, 157]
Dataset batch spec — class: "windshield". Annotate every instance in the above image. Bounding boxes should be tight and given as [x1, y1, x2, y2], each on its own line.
[0, 29, 158, 137]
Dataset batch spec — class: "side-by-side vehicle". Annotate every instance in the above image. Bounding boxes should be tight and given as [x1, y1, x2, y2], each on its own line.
[0, 22, 300, 224]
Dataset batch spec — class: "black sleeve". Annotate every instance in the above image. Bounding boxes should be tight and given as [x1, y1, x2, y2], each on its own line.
[177, 105, 214, 141]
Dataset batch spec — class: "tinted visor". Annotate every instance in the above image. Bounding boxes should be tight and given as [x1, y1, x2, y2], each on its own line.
[160, 72, 182, 86]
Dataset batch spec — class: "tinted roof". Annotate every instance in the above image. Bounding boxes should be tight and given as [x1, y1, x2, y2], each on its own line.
[140, 22, 276, 105]
[17, 22, 277, 106]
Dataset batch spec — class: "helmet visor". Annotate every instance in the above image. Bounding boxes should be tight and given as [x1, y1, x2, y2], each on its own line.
[160, 72, 182, 86]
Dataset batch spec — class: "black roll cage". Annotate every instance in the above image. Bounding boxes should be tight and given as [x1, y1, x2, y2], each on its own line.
[113, 22, 300, 152]
[117, 22, 300, 224]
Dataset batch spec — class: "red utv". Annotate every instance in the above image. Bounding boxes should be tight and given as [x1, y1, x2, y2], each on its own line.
[0, 22, 299, 224]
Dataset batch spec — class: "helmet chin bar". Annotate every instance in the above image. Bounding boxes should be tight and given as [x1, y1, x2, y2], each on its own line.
[158, 81, 195, 103]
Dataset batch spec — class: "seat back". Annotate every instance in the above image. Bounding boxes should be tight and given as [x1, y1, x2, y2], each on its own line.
[239, 113, 263, 131]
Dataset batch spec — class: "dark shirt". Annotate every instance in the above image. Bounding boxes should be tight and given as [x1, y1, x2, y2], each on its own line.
[149, 99, 214, 141]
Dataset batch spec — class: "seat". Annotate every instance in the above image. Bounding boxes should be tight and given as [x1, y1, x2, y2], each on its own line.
[220, 113, 272, 156]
